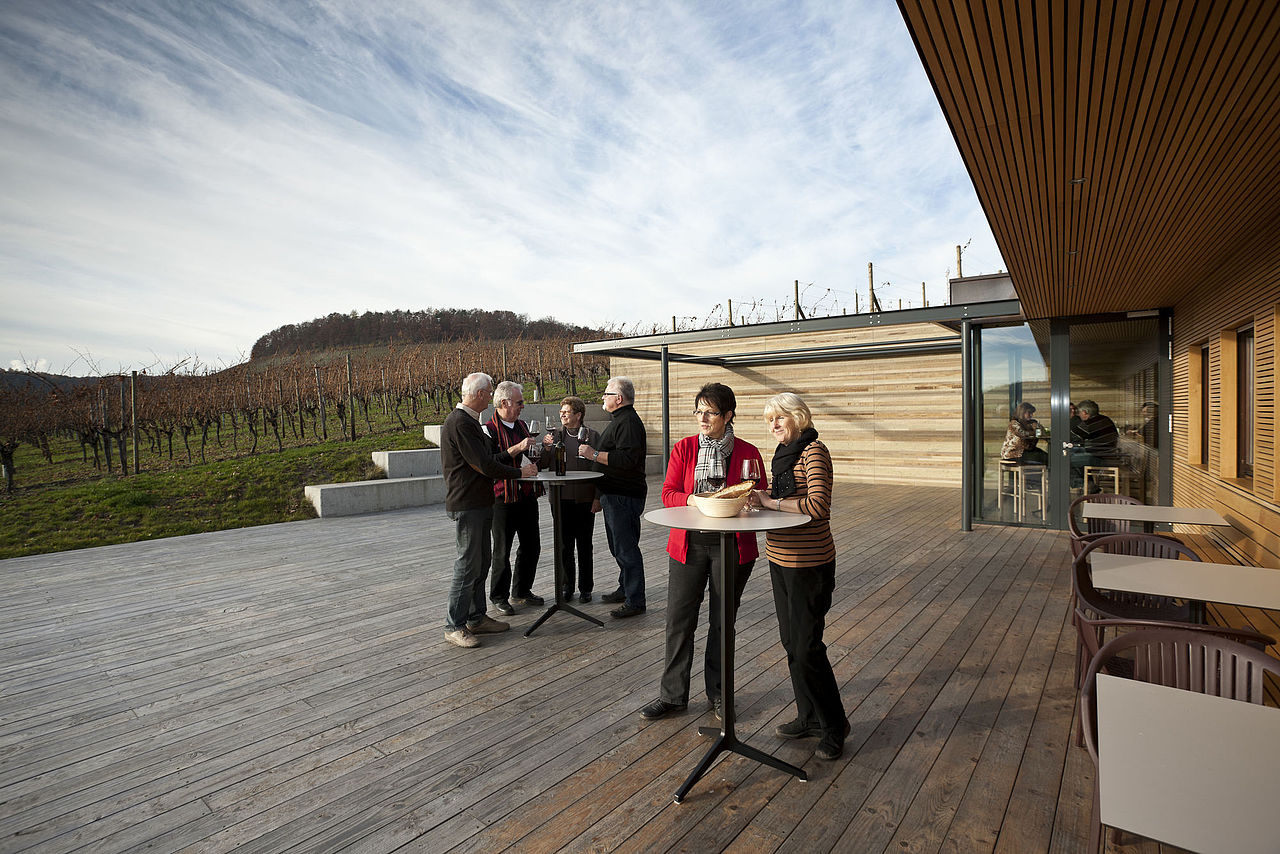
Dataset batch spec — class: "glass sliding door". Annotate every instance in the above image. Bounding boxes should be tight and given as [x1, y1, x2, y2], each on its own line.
[1064, 316, 1166, 507]
[967, 311, 1171, 529]
[973, 321, 1053, 526]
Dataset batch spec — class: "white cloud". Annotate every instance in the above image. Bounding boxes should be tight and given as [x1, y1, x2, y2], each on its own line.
[0, 0, 1003, 373]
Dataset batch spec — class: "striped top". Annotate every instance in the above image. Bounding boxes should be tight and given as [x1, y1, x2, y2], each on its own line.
[765, 439, 835, 568]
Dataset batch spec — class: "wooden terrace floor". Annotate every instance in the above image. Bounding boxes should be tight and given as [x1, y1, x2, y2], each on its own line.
[1, 482, 1142, 852]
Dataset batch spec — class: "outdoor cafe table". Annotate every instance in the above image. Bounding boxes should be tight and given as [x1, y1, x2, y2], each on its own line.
[1095, 674, 1280, 854]
[644, 504, 811, 803]
[1080, 502, 1229, 533]
[1089, 552, 1280, 611]
[520, 470, 604, 638]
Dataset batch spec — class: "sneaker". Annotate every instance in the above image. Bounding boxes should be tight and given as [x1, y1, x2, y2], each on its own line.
[492, 600, 515, 616]
[775, 719, 822, 740]
[468, 615, 510, 634]
[640, 698, 687, 719]
[815, 720, 852, 761]
[512, 593, 545, 606]
[578, 592, 592, 603]
[444, 628, 479, 648]
[600, 589, 626, 604]
[610, 603, 646, 618]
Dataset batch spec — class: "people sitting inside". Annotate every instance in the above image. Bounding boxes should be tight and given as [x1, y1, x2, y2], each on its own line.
[1001, 402, 1049, 466]
[1069, 399, 1120, 490]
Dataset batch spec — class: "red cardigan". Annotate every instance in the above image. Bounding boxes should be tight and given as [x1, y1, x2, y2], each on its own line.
[661, 434, 768, 564]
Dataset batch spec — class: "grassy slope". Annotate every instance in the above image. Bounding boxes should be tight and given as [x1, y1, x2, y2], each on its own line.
[0, 429, 430, 559]
[0, 379, 594, 560]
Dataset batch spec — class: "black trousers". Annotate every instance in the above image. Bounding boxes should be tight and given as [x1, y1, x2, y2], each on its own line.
[558, 499, 595, 594]
[659, 531, 753, 705]
[490, 496, 540, 601]
[769, 559, 845, 734]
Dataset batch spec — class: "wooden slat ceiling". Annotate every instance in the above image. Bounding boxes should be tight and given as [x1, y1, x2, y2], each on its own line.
[898, 1, 1280, 319]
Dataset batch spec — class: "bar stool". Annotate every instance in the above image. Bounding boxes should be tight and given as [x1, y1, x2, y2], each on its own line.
[998, 460, 1020, 514]
[1083, 465, 1122, 495]
[1015, 464, 1047, 521]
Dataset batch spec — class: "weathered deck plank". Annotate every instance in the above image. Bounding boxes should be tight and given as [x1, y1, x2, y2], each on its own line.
[0, 482, 1104, 853]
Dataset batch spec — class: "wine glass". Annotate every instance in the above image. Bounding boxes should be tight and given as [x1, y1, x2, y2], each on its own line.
[741, 459, 763, 511]
[705, 473, 726, 495]
[525, 420, 542, 460]
[577, 426, 589, 443]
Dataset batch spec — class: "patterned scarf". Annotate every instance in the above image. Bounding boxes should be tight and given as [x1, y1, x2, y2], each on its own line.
[694, 425, 735, 493]
[487, 418, 542, 502]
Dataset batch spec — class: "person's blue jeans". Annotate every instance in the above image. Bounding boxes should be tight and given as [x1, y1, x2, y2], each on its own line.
[446, 506, 493, 631]
[600, 493, 646, 608]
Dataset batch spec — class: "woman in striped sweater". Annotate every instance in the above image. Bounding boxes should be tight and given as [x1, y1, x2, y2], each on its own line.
[749, 392, 849, 761]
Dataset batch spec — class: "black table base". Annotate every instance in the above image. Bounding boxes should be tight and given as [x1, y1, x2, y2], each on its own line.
[524, 484, 604, 637]
[673, 530, 806, 802]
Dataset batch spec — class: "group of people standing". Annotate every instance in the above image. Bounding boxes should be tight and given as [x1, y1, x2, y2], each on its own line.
[439, 372, 650, 649]
[438, 372, 849, 762]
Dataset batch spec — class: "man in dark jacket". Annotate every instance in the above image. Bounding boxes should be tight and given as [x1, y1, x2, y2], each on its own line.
[441, 372, 537, 648]
[577, 376, 648, 618]
[1069, 398, 1120, 490]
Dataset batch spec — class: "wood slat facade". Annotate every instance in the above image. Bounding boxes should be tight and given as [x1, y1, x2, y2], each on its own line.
[617, 322, 965, 487]
[898, 0, 1280, 320]
[0, 483, 1112, 853]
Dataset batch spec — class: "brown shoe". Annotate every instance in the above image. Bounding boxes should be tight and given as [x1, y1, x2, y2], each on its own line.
[468, 615, 510, 634]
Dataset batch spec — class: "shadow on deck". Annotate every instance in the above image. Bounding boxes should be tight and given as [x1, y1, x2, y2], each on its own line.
[0, 482, 1099, 853]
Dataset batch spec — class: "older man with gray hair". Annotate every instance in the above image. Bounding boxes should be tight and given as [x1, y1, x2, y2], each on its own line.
[577, 376, 648, 618]
[483, 380, 545, 615]
[440, 372, 537, 648]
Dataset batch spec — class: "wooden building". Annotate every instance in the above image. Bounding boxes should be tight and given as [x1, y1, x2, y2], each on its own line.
[581, 1, 1280, 562]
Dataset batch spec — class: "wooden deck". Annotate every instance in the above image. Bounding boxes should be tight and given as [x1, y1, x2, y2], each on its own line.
[0, 482, 1122, 853]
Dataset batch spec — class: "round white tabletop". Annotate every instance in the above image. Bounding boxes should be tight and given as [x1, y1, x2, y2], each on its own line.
[644, 505, 810, 533]
[518, 470, 602, 483]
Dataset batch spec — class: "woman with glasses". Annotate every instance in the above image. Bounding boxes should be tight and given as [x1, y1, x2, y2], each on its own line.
[638, 382, 768, 722]
[748, 392, 848, 761]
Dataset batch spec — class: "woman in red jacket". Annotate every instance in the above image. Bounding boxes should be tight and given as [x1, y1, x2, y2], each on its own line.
[638, 382, 767, 721]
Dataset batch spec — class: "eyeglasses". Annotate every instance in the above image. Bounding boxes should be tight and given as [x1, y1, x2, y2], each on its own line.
[694, 409, 722, 419]
[603, 391, 621, 397]
[506, 400, 525, 406]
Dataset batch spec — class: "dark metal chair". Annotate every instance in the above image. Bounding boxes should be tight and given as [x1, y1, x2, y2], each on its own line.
[1079, 628, 1280, 852]
[1071, 534, 1206, 691]
[1068, 493, 1147, 557]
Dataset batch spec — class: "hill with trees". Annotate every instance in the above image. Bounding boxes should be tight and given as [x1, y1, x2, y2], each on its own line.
[250, 308, 608, 359]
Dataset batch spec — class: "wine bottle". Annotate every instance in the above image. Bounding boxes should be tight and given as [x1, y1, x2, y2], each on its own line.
[554, 433, 567, 476]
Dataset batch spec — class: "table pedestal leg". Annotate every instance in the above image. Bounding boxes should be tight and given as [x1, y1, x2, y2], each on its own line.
[673, 530, 806, 802]
[525, 482, 604, 638]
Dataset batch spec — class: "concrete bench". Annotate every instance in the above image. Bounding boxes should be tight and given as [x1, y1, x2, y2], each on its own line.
[371, 449, 441, 478]
[304, 475, 446, 517]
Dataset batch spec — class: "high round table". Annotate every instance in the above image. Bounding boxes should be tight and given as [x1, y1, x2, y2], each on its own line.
[644, 504, 811, 803]
[520, 469, 604, 638]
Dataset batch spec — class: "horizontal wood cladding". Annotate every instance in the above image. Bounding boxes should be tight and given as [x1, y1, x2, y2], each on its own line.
[899, 0, 1280, 319]
[1170, 215, 1280, 567]
[610, 323, 963, 487]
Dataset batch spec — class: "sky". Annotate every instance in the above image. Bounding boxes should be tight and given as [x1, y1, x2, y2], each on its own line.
[0, 0, 1004, 376]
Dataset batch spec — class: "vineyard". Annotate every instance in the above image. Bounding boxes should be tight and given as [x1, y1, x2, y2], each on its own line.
[0, 338, 610, 494]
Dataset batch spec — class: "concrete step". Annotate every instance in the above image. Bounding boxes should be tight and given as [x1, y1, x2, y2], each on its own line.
[304, 475, 445, 517]
[306, 442, 662, 519]
[371, 449, 441, 478]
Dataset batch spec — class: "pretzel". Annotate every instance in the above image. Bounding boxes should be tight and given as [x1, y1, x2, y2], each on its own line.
[707, 480, 755, 500]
